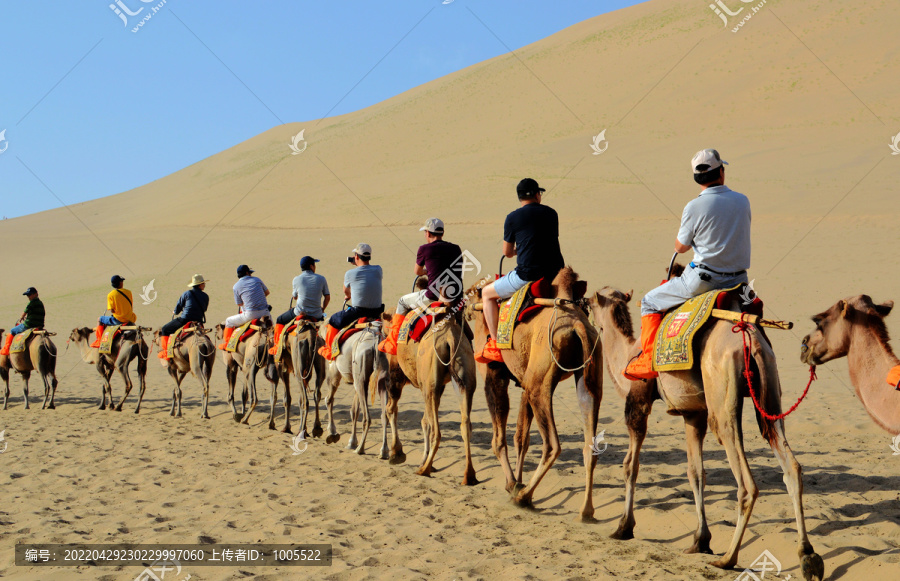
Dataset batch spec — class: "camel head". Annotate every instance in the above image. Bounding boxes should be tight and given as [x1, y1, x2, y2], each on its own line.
[462, 276, 494, 323]
[589, 288, 635, 339]
[68, 327, 93, 345]
[213, 323, 225, 342]
[801, 295, 894, 365]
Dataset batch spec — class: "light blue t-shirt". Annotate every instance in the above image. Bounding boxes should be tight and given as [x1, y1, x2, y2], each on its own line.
[677, 185, 751, 272]
[233, 276, 269, 313]
[343, 265, 383, 309]
[292, 271, 330, 319]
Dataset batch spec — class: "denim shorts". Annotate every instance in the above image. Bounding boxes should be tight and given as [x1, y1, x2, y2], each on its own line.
[493, 270, 529, 299]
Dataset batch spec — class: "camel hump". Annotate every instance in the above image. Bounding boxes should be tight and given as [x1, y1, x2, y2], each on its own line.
[551, 266, 587, 301]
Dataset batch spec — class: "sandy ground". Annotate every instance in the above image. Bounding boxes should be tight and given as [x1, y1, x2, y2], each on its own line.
[2, 0, 900, 578]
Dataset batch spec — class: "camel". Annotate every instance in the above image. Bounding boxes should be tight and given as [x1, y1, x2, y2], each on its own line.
[273, 320, 326, 435]
[153, 326, 216, 419]
[0, 329, 59, 410]
[589, 287, 823, 579]
[213, 320, 278, 425]
[801, 294, 900, 435]
[68, 327, 150, 412]
[464, 267, 603, 520]
[322, 321, 393, 456]
[387, 301, 478, 484]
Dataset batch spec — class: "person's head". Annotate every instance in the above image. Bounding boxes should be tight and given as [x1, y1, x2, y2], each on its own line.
[236, 264, 254, 279]
[350, 243, 372, 266]
[110, 275, 125, 289]
[419, 218, 444, 242]
[189, 274, 209, 291]
[691, 149, 727, 188]
[516, 178, 545, 204]
[23, 287, 38, 300]
[300, 256, 320, 273]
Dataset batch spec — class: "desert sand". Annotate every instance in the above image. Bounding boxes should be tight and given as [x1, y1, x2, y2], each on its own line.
[2, 0, 900, 579]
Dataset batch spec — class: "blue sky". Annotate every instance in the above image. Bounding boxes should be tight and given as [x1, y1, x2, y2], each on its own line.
[0, 0, 643, 219]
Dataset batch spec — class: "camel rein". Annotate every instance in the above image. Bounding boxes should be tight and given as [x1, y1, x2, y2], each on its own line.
[732, 314, 815, 421]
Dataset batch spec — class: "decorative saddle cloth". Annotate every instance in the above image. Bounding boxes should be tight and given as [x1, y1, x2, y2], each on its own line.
[10, 329, 34, 354]
[328, 318, 380, 359]
[652, 284, 763, 372]
[398, 301, 461, 345]
[99, 325, 123, 355]
[168, 322, 202, 358]
[495, 278, 556, 350]
[273, 316, 320, 363]
[226, 319, 262, 353]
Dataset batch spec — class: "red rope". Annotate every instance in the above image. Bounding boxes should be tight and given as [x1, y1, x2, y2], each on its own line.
[732, 314, 815, 421]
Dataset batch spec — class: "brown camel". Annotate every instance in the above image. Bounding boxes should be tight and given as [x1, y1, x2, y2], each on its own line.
[589, 287, 823, 579]
[0, 329, 59, 410]
[68, 327, 150, 412]
[273, 320, 326, 435]
[154, 326, 216, 419]
[387, 302, 478, 484]
[213, 321, 278, 425]
[464, 267, 603, 520]
[801, 294, 900, 435]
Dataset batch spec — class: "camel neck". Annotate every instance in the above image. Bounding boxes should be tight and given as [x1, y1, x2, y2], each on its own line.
[599, 320, 639, 400]
[846, 325, 900, 434]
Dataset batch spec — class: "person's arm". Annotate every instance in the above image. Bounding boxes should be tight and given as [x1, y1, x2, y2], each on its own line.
[675, 240, 691, 253]
[343, 285, 351, 301]
[414, 264, 426, 276]
[262, 282, 270, 297]
[502, 241, 516, 258]
[174, 293, 186, 316]
[322, 294, 331, 310]
[675, 203, 695, 255]
[502, 214, 517, 257]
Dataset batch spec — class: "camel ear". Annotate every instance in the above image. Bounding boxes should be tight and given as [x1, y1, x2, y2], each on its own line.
[624, 289, 633, 303]
[591, 293, 604, 307]
[839, 300, 849, 317]
[875, 300, 894, 317]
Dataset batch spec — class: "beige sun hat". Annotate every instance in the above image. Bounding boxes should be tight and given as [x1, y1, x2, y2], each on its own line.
[188, 274, 209, 287]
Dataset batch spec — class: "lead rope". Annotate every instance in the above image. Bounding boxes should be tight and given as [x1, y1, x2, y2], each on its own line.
[547, 305, 601, 373]
[432, 315, 464, 368]
[732, 313, 815, 421]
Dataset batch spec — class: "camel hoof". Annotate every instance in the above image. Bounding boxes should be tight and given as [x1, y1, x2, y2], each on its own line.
[355, 447, 365, 455]
[281, 426, 293, 435]
[580, 513, 598, 524]
[201, 414, 210, 420]
[133, 408, 140, 414]
[114, 405, 123, 412]
[415, 467, 432, 477]
[46, 404, 55, 410]
[512, 495, 534, 510]
[800, 553, 825, 581]
[312, 426, 324, 438]
[709, 558, 735, 570]
[325, 434, 340, 444]
[509, 482, 527, 497]
[98, 405, 106, 410]
[610, 527, 634, 540]
[268, 423, 276, 431]
[389, 452, 406, 465]
[233, 413, 242, 422]
[462, 473, 479, 486]
[684, 540, 713, 555]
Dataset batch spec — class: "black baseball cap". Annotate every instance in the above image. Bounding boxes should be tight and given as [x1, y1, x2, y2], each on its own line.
[110, 275, 125, 286]
[236, 264, 254, 277]
[23, 287, 37, 296]
[516, 178, 545, 198]
[300, 256, 319, 270]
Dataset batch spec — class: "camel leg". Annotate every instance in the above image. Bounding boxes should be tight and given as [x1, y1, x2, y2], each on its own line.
[167, 364, 180, 416]
[513, 380, 560, 509]
[452, 371, 478, 486]
[611, 388, 651, 540]
[387, 381, 405, 464]
[134, 347, 148, 414]
[113, 353, 133, 412]
[97, 362, 112, 410]
[683, 411, 712, 554]
[347, 391, 360, 451]
[240, 365, 259, 425]
[512, 392, 535, 490]
[420, 406, 432, 463]
[311, 355, 325, 438]
[767, 419, 824, 581]
[267, 369, 280, 430]
[324, 368, 341, 444]
[193, 355, 212, 420]
[45, 373, 58, 410]
[353, 371, 372, 455]
[174, 371, 187, 417]
[416, 382, 444, 477]
[282, 369, 293, 435]
[484, 370, 515, 491]
[20, 370, 32, 410]
[225, 360, 240, 422]
[574, 368, 600, 522]
[1, 365, 10, 410]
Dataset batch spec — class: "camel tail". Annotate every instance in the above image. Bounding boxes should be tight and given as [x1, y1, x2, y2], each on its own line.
[749, 341, 779, 444]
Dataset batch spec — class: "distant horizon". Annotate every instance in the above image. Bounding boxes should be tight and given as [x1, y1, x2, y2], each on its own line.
[0, 0, 644, 220]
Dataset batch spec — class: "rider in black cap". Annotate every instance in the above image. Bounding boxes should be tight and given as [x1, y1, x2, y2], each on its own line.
[1, 288, 45, 355]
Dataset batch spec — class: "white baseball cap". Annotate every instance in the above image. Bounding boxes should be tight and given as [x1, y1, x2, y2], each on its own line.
[351, 243, 372, 257]
[419, 218, 444, 234]
[691, 149, 728, 174]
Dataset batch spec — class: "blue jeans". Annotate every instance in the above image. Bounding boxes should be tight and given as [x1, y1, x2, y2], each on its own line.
[329, 306, 384, 329]
[493, 270, 529, 299]
[99, 315, 124, 326]
[641, 263, 749, 316]
[10, 324, 26, 335]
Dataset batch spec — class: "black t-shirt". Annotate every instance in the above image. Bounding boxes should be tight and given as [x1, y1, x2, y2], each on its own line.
[503, 203, 564, 281]
[417, 240, 463, 300]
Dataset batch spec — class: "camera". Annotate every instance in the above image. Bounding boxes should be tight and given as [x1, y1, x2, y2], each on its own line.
[347, 255, 356, 264]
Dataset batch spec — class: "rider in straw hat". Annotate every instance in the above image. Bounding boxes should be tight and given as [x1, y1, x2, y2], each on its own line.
[157, 274, 210, 363]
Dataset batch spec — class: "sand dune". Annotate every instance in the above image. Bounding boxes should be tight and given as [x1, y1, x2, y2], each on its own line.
[2, 0, 900, 578]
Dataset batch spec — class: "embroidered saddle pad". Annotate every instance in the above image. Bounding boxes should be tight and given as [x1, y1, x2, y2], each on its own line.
[226, 320, 255, 353]
[398, 302, 452, 345]
[10, 329, 34, 353]
[275, 317, 319, 363]
[168, 322, 201, 358]
[99, 325, 122, 355]
[652, 285, 742, 372]
[329, 319, 378, 359]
